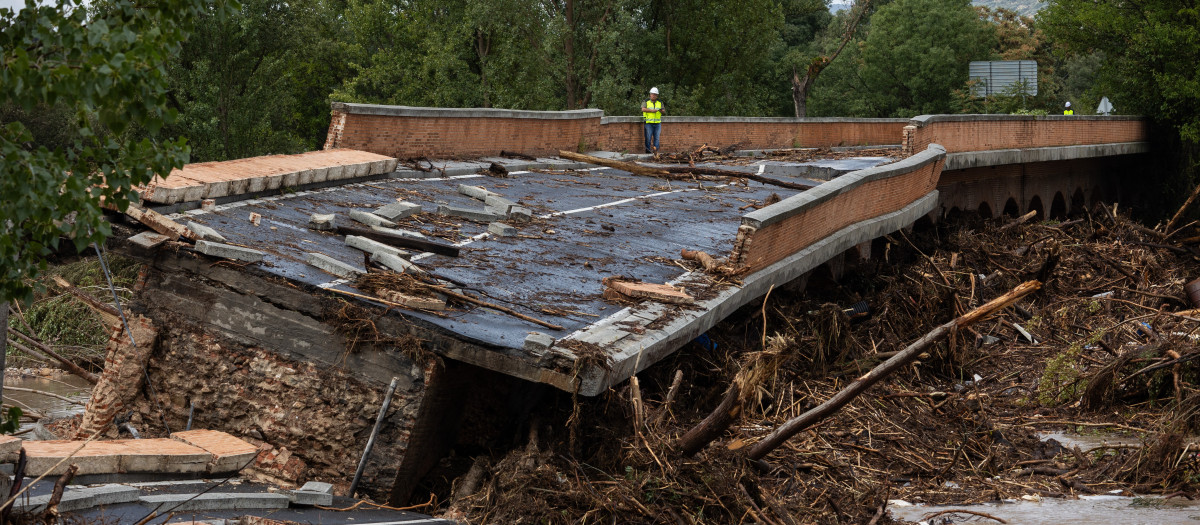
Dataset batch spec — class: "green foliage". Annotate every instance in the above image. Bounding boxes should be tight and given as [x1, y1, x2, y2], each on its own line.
[810, 0, 995, 117]
[0, 407, 22, 435]
[1038, 343, 1087, 406]
[1040, 0, 1200, 143]
[20, 256, 140, 348]
[0, 0, 231, 303]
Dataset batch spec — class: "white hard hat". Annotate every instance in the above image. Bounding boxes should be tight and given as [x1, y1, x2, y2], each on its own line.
[1065, 101, 1071, 107]
[649, 87, 659, 94]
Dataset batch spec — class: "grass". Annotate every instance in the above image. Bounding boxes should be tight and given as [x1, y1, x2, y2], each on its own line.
[7, 255, 143, 370]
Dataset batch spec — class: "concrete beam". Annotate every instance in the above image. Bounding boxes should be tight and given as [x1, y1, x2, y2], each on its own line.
[943, 142, 1150, 170]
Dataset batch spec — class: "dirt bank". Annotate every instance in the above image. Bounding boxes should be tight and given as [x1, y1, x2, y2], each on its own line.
[431, 204, 1200, 524]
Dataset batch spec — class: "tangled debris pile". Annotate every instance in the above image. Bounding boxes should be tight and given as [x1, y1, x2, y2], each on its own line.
[435, 203, 1200, 524]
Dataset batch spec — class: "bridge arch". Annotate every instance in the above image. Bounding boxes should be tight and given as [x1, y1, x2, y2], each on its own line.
[1002, 197, 1020, 217]
[978, 201, 993, 219]
[1050, 191, 1067, 219]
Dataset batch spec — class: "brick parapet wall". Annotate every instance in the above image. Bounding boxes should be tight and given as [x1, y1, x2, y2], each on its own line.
[323, 102, 908, 157]
[733, 145, 947, 273]
[904, 114, 1148, 155]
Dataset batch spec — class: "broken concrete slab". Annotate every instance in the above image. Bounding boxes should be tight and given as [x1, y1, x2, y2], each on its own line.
[79, 484, 143, 506]
[22, 441, 125, 476]
[171, 429, 260, 474]
[308, 213, 337, 231]
[524, 332, 555, 353]
[306, 252, 364, 279]
[124, 205, 196, 241]
[128, 231, 173, 250]
[437, 205, 505, 223]
[349, 210, 397, 228]
[187, 221, 227, 243]
[346, 235, 410, 259]
[457, 184, 495, 200]
[13, 489, 95, 513]
[370, 252, 425, 275]
[289, 486, 334, 506]
[507, 206, 533, 222]
[604, 278, 694, 305]
[370, 225, 427, 239]
[378, 289, 446, 310]
[375, 201, 422, 221]
[0, 435, 20, 462]
[117, 438, 211, 473]
[195, 240, 265, 263]
[484, 194, 518, 213]
[139, 492, 291, 511]
[488, 222, 518, 237]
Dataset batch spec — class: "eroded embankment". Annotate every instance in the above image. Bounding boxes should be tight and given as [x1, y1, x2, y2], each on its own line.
[436, 204, 1200, 524]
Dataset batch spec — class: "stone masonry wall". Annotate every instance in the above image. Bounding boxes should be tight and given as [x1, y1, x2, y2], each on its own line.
[129, 316, 427, 498]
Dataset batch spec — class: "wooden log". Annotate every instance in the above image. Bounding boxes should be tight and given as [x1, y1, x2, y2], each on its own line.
[557, 151, 670, 177]
[681, 249, 720, 272]
[744, 280, 1041, 460]
[679, 383, 741, 457]
[6, 329, 99, 384]
[662, 166, 817, 191]
[1166, 180, 1200, 233]
[335, 225, 459, 257]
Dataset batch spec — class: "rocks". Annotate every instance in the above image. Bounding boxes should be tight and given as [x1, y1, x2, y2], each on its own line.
[194, 240, 265, 263]
[508, 206, 533, 222]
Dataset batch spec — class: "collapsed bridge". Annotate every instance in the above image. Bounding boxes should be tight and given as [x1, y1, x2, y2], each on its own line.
[97, 105, 1148, 503]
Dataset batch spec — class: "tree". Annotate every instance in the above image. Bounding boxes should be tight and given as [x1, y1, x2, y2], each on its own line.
[1, 0, 225, 302]
[789, 0, 870, 117]
[809, 0, 993, 117]
[1039, 0, 1200, 144]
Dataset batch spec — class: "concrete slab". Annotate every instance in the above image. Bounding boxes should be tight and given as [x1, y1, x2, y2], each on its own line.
[507, 206, 532, 222]
[524, 332, 555, 353]
[306, 252, 364, 279]
[457, 184, 494, 200]
[139, 492, 291, 511]
[187, 221, 228, 242]
[370, 252, 425, 275]
[22, 441, 125, 476]
[484, 194, 518, 213]
[375, 201, 422, 221]
[289, 482, 334, 506]
[488, 222, 518, 237]
[309, 213, 337, 231]
[117, 438, 211, 473]
[437, 205, 505, 223]
[346, 235, 410, 258]
[349, 210, 397, 228]
[128, 231, 173, 250]
[171, 429, 260, 473]
[195, 240, 265, 263]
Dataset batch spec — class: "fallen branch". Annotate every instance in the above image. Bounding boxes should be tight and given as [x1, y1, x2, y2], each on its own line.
[745, 280, 1041, 460]
[4, 386, 85, 405]
[1165, 180, 1200, 233]
[433, 285, 564, 330]
[999, 210, 1038, 231]
[921, 509, 1007, 524]
[558, 151, 815, 191]
[50, 276, 121, 326]
[6, 328, 99, 384]
[40, 464, 78, 524]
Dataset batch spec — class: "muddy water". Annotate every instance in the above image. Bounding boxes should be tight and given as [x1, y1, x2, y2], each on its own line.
[2, 374, 92, 434]
[890, 495, 1200, 524]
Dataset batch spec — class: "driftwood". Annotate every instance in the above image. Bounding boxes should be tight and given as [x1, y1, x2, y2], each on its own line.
[1166, 180, 1200, 233]
[41, 464, 78, 524]
[679, 382, 742, 457]
[6, 328, 99, 384]
[681, 249, 720, 272]
[744, 280, 1042, 460]
[558, 151, 815, 191]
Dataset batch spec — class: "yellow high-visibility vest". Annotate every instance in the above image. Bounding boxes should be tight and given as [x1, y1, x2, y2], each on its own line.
[1064, 109, 1074, 115]
[643, 100, 662, 124]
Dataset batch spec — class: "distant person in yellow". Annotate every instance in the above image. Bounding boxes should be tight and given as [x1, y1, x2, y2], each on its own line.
[1064, 101, 1074, 115]
[642, 87, 664, 153]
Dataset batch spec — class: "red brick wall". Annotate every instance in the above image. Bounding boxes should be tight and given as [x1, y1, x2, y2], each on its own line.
[323, 104, 908, 158]
[734, 151, 945, 273]
[906, 115, 1148, 155]
[325, 109, 603, 158]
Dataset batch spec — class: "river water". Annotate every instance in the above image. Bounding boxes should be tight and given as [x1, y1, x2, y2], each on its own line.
[2, 373, 92, 434]
[890, 494, 1200, 524]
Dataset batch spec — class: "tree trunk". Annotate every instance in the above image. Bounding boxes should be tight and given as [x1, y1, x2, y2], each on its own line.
[789, 0, 871, 119]
[0, 302, 6, 404]
[745, 280, 1042, 460]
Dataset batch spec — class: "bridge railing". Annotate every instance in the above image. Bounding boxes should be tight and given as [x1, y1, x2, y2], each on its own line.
[732, 144, 947, 274]
[901, 114, 1148, 156]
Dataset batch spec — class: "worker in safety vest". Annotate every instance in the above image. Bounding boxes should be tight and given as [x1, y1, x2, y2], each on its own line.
[1063, 101, 1074, 115]
[641, 87, 664, 154]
